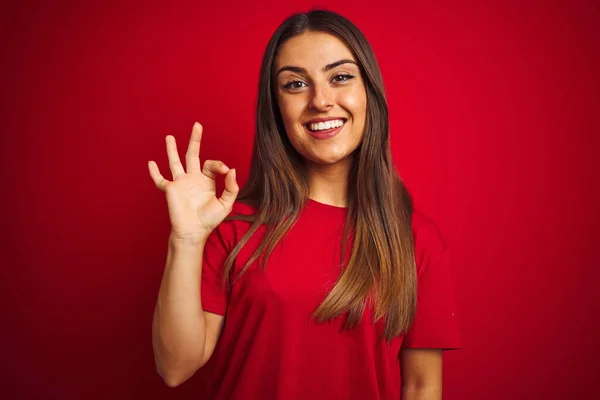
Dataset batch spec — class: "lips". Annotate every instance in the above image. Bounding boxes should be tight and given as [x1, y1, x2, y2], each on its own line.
[304, 119, 346, 140]
[304, 117, 348, 129]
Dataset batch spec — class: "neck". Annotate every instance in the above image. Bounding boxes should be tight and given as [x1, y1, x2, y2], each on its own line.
[305, 157, 353, 208]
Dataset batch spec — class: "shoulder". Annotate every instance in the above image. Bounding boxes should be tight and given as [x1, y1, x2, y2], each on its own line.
[411, 209, 447, 249]
[411, 209, 447, 274]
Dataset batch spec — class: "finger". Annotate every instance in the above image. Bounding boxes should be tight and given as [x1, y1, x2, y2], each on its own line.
[202, 160, 229, 180]
[219, 168, 239, 209]
[185, 122, 202, 173]
[166, 135, 185, 179]
[148, 161, 170, 192]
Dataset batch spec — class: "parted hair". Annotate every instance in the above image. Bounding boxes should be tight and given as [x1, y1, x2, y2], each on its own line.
[222, 9, 416, 341]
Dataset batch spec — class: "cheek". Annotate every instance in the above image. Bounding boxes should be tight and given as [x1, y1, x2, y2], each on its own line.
[340, 87, 367, 117]
[278, 95, 305, 125]
[277, 97, 306, 148]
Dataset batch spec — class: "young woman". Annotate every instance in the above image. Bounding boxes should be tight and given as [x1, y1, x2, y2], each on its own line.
[149, 9, 460, 400]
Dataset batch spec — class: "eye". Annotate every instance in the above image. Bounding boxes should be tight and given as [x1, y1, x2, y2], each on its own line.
[283, 80, 307, 90]
[332, 73, 355, 83]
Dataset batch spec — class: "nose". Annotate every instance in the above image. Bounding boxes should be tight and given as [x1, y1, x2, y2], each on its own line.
[308, 82, 334, 111]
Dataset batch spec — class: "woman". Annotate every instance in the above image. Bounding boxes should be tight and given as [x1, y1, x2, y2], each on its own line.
[149, 9, 460, 400]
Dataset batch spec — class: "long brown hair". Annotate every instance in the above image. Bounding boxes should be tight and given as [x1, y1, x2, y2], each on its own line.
[222, 9, 416, 341]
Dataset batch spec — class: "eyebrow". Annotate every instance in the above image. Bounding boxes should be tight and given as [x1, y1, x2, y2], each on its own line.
[275, 59, 359, 78]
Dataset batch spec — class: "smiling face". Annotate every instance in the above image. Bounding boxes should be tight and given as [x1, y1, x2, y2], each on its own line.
[273, 31, 367, 166]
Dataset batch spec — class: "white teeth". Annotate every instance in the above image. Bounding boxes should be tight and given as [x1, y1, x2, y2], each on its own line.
[308, 119, 344, 131]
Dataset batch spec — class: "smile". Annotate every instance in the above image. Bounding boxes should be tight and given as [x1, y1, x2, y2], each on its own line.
[304, 119, 347, 140]
[306, 118, 346, 132]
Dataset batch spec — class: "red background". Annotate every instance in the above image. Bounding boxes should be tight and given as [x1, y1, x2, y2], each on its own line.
[2, 0, 599, 399]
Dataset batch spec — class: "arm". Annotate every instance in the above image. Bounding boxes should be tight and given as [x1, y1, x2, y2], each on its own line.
[400, 348, 443, 400]
[152, 235, 225, 387]
[148, 123, 238, 387]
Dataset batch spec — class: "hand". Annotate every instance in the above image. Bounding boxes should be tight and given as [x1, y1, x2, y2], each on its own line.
[148, 122, 239, 243]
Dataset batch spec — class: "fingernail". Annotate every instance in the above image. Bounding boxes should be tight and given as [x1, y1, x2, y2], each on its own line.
[232, 169, 236, 180]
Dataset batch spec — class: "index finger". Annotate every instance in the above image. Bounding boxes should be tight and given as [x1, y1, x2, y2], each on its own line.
[185, 122, 202, 173]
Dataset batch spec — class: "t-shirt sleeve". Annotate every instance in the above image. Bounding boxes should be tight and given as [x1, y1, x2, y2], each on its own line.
[200, 225, 231, 316]
[402, 214, 461, 350]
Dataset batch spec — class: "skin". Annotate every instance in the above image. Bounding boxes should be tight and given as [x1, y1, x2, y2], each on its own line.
[149, 124, 234, 386]
[401, 348, 443, 399]
[151, 32, 443, 395]
[274, 31, 366, 207]
[275, 32, 443, 398]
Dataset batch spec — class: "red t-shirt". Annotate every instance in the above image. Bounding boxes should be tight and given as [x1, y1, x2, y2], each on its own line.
[195, 199, 460, 399]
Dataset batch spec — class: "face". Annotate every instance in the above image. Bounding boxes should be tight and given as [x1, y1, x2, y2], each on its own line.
[273, 31, 367, 166]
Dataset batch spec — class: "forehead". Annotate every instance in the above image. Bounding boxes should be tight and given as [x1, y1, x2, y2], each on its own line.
[274, 31, 356, 69]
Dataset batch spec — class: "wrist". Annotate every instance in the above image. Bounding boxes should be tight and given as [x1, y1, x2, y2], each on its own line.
[168, 232, 209, 248]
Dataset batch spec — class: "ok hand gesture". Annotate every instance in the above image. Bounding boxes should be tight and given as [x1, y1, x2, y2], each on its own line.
[148, 123, 239, 244]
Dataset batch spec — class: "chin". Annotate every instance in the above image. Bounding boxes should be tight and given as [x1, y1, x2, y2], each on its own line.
[305, 152, 353, 166]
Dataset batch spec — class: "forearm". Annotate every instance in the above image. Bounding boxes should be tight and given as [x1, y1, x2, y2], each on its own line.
[401, 386, 441, 400]
[152, 235, 207, 384]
